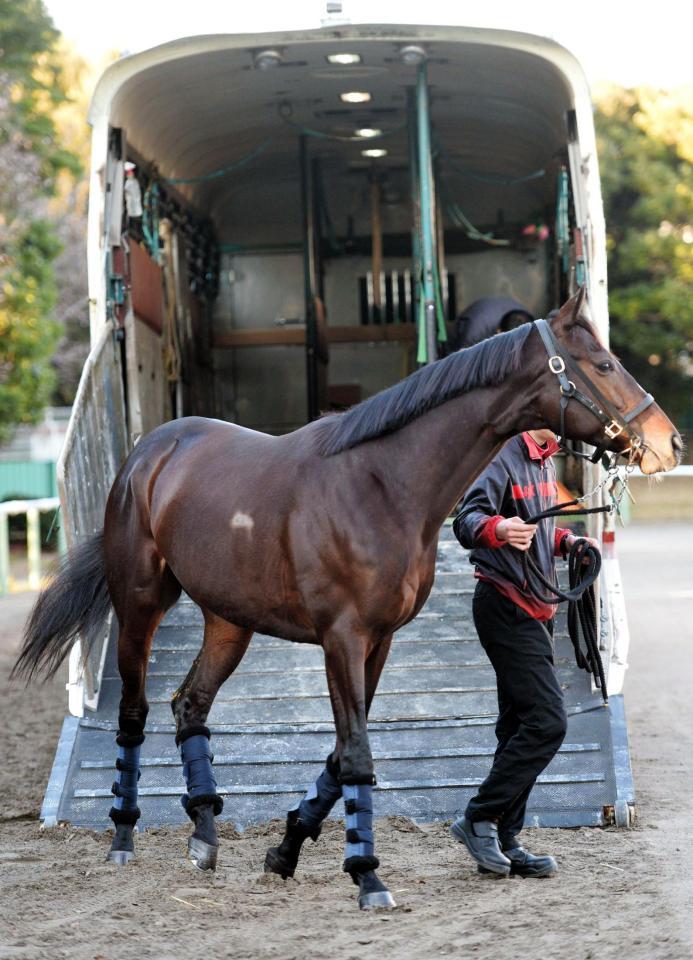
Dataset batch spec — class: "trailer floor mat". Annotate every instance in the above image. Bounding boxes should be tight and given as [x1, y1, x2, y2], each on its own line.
[41, 528, 634, 830]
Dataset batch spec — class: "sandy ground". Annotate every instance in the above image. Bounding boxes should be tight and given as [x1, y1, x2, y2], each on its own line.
[0, 523, 691, 960]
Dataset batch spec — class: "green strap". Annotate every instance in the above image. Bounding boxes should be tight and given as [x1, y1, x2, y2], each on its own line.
[432, 259, 448, 343]
[163, 138, 274, 184]
[416, 290, 427, 364]
[556, 168, 570, 274]
[142, 182, 160, 262]
[278, 104, 407, 143]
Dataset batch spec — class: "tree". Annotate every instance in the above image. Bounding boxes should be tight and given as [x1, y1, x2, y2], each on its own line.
[48, 42, 98, 406]
[0, 220, 60, 432]
[0, 0, 79, 183]
[595, 86, 693, 432]
[0, 0, 80, 440]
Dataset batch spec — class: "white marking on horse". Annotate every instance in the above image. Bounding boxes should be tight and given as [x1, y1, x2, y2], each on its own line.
[230, 511, 254, 531]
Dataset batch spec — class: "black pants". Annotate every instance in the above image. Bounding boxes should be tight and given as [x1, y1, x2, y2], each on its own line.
[465, 580, 567, 845]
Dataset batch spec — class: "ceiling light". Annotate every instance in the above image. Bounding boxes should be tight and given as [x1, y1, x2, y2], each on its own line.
[253, 49, 283, 70]
[326, 53, 362, 65]
[355, 127, 382, 138]
[399, 44, 427, 65]
[340, 91, 371, 103]
[361, 148, 387, 158]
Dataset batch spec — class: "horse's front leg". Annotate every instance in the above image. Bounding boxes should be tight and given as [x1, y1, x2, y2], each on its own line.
[326, 624, 395, 910]
[172, 610, 252, 870]
[264, 635, 393, 889]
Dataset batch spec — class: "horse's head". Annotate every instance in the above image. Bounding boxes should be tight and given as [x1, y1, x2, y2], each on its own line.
[533, 287, 682, 475]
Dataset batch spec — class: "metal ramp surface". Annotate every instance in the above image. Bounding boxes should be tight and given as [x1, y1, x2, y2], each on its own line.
[42, 528, 634, 829]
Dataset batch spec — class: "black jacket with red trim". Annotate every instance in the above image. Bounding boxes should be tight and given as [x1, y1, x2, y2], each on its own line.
[452, 433, 571, 621]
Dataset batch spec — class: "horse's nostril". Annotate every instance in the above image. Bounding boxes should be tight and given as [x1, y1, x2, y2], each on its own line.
[672, 433, 683, 453]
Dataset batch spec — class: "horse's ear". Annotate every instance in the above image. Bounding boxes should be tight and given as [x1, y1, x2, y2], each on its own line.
[552, 285, 589, 330]
[571, 284, 588, 322]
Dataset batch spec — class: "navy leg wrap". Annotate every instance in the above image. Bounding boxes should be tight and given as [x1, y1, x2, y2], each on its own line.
[180, 733, 223, 816]
[109, 743, 141, 825]
[292, 763, 342, 832]
[342, 783, 375, 860]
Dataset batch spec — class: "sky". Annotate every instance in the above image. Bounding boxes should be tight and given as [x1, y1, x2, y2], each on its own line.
[46, 0, 690, 91]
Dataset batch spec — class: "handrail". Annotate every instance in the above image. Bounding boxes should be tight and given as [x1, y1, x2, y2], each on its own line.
[57, 325, 129, 716]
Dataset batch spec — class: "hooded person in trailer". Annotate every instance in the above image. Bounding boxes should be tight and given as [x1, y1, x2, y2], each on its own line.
[453, 297, 534, 350]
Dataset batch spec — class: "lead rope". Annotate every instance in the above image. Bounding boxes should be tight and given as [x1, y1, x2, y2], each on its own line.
[520, 503, 608, 702]
[517, 451, 638, 703]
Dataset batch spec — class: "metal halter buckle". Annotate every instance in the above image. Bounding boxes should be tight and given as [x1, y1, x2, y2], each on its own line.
[604, 419, 624, 440]
[560, 380, 576, 396]
[548, 355, 566, 374]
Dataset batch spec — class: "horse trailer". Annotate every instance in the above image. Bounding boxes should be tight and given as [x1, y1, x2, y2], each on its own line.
[43, 19, 636, 831]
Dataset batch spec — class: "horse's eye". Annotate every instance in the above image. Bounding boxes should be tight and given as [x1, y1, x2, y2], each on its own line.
[597, 360, 614, 373]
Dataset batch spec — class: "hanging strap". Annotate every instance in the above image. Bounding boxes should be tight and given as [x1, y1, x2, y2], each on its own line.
[517, 500, 610, 702]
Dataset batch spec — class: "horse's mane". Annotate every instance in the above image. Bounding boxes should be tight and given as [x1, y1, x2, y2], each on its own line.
[317, 322, 534, 456]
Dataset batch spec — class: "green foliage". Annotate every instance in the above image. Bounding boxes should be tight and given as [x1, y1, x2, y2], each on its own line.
[595, 87, 693, 430]
[0, 220, 61, 440]
[0, 0, 78, 440]
[0, 0, 81, 184]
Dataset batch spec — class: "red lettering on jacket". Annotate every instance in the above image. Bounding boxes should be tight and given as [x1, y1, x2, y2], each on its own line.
[511, 483, 535, 500]
[511, 480, 557, 500]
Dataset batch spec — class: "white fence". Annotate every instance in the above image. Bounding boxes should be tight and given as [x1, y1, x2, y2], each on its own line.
[0, 497, 61, 595]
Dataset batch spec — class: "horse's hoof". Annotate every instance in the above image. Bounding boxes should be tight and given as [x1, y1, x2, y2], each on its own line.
[350, 867, 395, 909]
[106, 849, 135, 866]
[188, 836, 218, 871]
[264, 846, 295, 879]
[359, 890, 397, 910]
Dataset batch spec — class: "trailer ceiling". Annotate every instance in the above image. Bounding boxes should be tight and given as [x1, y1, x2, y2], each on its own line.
[105, 31, 577, 243]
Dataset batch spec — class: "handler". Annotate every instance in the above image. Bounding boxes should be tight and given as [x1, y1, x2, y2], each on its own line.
[450, 429, 597, 878]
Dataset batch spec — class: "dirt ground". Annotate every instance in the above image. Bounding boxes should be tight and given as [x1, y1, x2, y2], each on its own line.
[1, 523, 691, 960]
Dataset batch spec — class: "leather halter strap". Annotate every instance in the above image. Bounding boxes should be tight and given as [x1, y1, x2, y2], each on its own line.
[534, 318, 654, 463]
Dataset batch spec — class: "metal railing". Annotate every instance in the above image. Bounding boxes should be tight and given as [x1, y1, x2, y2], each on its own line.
[57, 326, 129, 716]
[0, 497, 61, 595]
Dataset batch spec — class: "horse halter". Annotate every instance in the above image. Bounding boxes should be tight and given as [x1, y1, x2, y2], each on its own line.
[533, 318, 654, 464]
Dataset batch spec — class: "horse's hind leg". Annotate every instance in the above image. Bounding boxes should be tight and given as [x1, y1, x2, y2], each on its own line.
[106, 556, 181, 865]
[172, 609, 252, 870]
[264, 634, 393, 884]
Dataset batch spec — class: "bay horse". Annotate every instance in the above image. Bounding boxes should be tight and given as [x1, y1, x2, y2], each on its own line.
[15, 288, 681, 909]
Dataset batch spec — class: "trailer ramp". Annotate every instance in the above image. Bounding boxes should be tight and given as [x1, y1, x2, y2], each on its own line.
[42, 527, 634, 830]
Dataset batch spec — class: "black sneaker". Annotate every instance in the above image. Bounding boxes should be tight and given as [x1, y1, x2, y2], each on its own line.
[450, 816, 511, 876]
[479, 845, 557, 878]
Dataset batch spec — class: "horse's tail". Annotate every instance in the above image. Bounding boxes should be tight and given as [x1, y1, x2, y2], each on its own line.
[12, 532, 111, 681]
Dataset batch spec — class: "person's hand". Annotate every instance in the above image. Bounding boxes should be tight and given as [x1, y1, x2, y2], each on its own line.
[496, 517, 538, 551]
[565, 534, 599, 551]
[564, 534, 600, 562]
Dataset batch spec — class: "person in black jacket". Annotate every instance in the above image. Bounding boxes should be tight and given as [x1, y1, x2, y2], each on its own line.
[450, 429, 597, 878]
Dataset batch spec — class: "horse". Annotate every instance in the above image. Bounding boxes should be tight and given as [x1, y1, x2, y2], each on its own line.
[14, 287, 681, 910]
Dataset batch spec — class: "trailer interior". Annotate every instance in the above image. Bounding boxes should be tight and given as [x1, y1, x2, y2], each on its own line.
[99, 31, 589, 439]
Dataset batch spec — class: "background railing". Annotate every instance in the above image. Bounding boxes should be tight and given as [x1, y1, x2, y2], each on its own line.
[0, 497, 61, 595]
[614, 463, 693, 524]
[57, 326, 129, 717]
